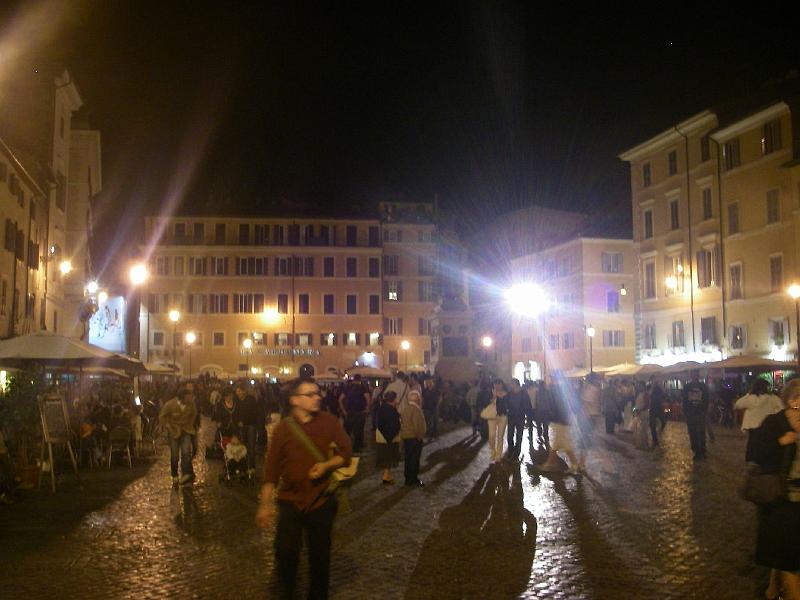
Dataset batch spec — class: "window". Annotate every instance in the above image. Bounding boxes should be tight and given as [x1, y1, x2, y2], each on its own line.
[209, 294, 228, 314]
[213, 332, 225, 347]
[368, 226, 380, 247]
[346, 257, 357, 278]
[730, 325, 745, 350]
[238, 224, 249, 245]
[346, 225, 357, 246]
[667, 150, 678, 176]
[296, 333, 311, 347]
[321, 333, 337, 347]
[174, 256, 184, 276]
[147, 294, 160, 313]
[254, 224, 268, 245]
[664, 254, 684, 296]
[643, 323, 656, 350]
[700, 134, 710, 162]
[386, 280, 401, 302]
[287, 225, 300, 246]
[601, 252, 622, 273]
[344, 332, 359, 347]
[156, 256, 169, 276]
[729, 263, 743, 300]
[562, 332, 575, 350]
[212, 257, 228, 276]
[298, 294, 309, 314]
[153, 331, 165, 346]
[388, 350, 398, 365]
[237, 257, 266, 276]
[418, 256, 435, 276]
[607, 291, 620, 313]
[346, 294, 357, 314]
[193, 223, 204, 244]
[728, 203, 739, 234]
[233, 293, 253, 314]
[272, 225, 284, 245]
[722, 139, 740, 171]
[277, 294, 288, 314]
[419, 281, 435, 302]
[521, 337, 532, 353]
[769, 318, 789, 347]
[767, 189, 780, 224]
[323, 257, 334, 277]
[174, 223, 187, 241]
[696, 247, 719, 288]
[702, 188, 713, 220]
[369, 294, 380, 315]
[642, 163, 651, 187]
[368, 332, 381, 346]
[188, 257, 207, 276]
[671, 320, 685, 348]
[323, 294, 334, 315]
[643, 209, 653, 239]
[700, 316, 717, 345]
[275, 257, 289, 276]
[384, 255, 399, 276]
[669, 199, 679, 230]
[762, 119, 782, 155]
[384, 229, 402, 243]
[548, 334, 560, 350]
[643, 261, 656, 299]
[237, 332, 250, 346]
[602, 330, 625, 347]
[770, 255, 783, 293]
[188, 293, 208, 314]
[386, 318, 402, 336]
[368, 257, 380, 278]
[215, 223, 226, 244]
[275, 333, 289, 346]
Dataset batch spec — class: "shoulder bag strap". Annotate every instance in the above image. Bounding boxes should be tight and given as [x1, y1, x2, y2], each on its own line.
[285, 416, 326, 462]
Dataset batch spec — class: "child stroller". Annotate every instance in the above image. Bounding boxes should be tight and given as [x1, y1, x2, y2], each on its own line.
[217, 428, 250, 484]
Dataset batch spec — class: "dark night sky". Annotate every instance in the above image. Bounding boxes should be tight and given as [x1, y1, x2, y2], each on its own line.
[4, 1, 799, 275]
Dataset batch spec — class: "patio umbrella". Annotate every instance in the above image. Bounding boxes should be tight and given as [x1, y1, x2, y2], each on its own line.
[344, 366, 393, 379]
[0, 331, 145, 374]
[714, 355, 797, 370]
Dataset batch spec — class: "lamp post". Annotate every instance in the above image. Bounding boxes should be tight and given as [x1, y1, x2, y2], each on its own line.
[169, 309, 180, 379]
[185, 331, 196, 380]
[585, 325, 596, 373]
[243, 337, 253, 375]
[128, 262, 149, 359]
[788, 284, 800, 368]
[400, 339, 410, 371]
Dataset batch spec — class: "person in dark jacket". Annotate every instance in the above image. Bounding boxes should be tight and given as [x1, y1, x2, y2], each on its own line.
[750, 378, 800, 600]
[375, 391, 401, 484]
[682, 370, 710, 460]
[338, 375, 371, 453]
[649, 378, 667, 447]
[506, 379, 528, 460]
[214, 388, 243, 438]
[236, 383, 261, 475]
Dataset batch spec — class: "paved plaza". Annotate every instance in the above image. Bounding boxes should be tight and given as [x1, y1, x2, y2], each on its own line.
[0, 422, 768, 599]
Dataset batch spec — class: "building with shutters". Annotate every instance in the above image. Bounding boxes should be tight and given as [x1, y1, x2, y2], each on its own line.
[619, 75, 800, 364]
[138, 201, 446, 379]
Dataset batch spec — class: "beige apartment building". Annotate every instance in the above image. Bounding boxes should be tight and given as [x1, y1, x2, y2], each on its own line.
[620, 79, 800, 364]
[139, 201, 441, 378]
[509, 237, 636, 381]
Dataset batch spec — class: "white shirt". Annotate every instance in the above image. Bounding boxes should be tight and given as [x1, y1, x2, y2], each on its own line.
[735, 393, 783, 431]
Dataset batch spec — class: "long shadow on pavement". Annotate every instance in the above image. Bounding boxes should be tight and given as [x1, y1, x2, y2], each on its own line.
[404, 464, 536, 600]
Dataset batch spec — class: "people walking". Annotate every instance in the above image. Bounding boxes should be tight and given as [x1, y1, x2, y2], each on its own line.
[256, 377, 352, 600]
[375, 391, 401, 484]
[466, 380, 481, 436]
[648, 378, 667, 447]
[539, 380, 579, 474]
[682, 370, 709, 460]
[384, 371, 410, 410]
[159, 386, 197, 486]
[400, 390, 426, 486]
[735, 378, 784, 462]
[338, 375, 370, 454]
[421, 378, 441, 439]
[483, 379, 509, 463]
[534, 381, 552, 446]
[602, 381, 619, 434]
[236, 383, 260, 476]
[506, 379, 528, 460]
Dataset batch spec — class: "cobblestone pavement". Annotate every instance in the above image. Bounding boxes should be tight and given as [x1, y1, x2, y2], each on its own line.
[0, 420, 768, 599]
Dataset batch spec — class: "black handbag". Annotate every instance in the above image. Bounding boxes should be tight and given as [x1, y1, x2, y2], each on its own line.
[740, 465, 785, 505]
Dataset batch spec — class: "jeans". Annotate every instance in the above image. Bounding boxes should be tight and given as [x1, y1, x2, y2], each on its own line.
[423, 408, 438, 437]
[169, 433, 194, 477]
[506, 420, 524, 458]
[403, 438, 423, 484]
[686, 414, 706, 458]
[344, 412, 366, 453]
[246, 424, 258, 470]
[487, 416, 507, 461]
[275, 499, 337, 599]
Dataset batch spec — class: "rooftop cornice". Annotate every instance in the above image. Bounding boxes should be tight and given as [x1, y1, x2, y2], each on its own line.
[619, 111, 717, 162]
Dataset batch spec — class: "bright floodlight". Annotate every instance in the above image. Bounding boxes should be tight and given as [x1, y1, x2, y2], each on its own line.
[242, 338, 253, 350]
[86, 281, 99, 294]
[59, 260, 72, 275]
[586, 326, 596, 338]
[665, 275, 678, 290]
[506, 282, 548, 317]
[185, 331, 196, 345]
[400, 340, 410, 351]
[98, 291, 108, 304]
[788, 284, 800, 300]
[129, 263, 148, 286]
[481, 335, 493, 348]
[169, 309, 180, 323]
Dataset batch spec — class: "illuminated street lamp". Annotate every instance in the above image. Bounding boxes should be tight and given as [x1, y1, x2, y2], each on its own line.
[585, 326, 596, 373]
[129, 263, 148, 286]
[59, 260, 73, 275]
[169, 309, 180, 378]
[243, 337, 253, 373]
[481, 336, 493, 348]
[400, 339, 410, 371]
[86, 280, 99, 295]
[665, 275, 678, 292]
[261, 307, 280, 324]
[620, 284, 627, 296]
[185, 331, 196, 380]
[788, 284, 800, 368]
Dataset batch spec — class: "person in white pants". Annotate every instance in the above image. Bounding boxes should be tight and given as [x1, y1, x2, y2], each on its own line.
[487, 380, 509, 463]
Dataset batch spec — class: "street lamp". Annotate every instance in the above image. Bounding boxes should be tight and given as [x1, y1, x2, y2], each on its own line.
[585, 326, 596, 373]
[243, 337, 253, 374]
[86, 280, 99, 295]
[59, 260, 73, 275]
[169, 309, 180, 378]
[185, 331, 196, 380]
[481, 335, 493, 348]
[788, 284, 800, 368]
[129, 263, 148, 286]
[620, 284, 627, 296]
[400, 339, 410, 371]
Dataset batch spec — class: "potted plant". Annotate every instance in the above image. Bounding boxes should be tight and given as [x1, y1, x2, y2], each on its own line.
[0, 371, 45, 487]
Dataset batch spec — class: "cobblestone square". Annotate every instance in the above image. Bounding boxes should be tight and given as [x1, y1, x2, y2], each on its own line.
[0, 422, 767, 599]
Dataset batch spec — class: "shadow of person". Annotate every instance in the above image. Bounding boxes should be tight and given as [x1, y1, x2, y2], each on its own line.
[173, 485, 201, 535]
[405, 464, 536, 600]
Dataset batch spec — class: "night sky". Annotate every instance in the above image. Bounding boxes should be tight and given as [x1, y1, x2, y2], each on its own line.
[3, 1, 798, 276]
